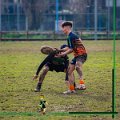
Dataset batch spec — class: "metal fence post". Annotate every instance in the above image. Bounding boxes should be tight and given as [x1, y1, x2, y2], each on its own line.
[26, 16, 28, 39]
[0, 0, 2, 40]
[55, 0, 59, 32]
[17, 0, 20, 31]
[94, 0, 98, 40]
[107, 0, 110, 40]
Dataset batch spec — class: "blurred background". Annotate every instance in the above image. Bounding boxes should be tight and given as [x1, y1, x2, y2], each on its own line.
[0, 0, 120, 40]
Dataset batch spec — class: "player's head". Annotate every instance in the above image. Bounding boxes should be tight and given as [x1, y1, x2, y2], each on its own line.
[40, 95, 44, 100]
[60, 44, 68, 49]
[61, 21, 72, 35]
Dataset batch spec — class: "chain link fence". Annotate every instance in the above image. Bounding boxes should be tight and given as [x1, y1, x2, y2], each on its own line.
[0, 0, 120, 40]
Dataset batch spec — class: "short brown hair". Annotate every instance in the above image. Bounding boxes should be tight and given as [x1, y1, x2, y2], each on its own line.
[62, 21, 72, 28]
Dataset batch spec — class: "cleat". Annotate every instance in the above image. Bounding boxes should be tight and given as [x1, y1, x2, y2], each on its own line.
[76, 84, 86, 90]
[63, 90, 76, 94]
[34, 88, 40, 92]
[34, 83, 42, 92]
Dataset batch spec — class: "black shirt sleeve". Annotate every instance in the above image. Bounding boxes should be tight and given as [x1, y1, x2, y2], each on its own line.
[36, 52, 57, 75]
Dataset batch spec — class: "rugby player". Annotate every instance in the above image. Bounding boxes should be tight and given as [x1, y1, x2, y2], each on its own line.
[58, 21, 87, 94]
[33, 44, 75, 92]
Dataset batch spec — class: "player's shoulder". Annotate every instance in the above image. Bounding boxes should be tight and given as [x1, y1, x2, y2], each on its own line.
[69, 32, 79, 39]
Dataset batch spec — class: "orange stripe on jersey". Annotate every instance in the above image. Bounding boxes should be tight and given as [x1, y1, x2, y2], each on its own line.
[72, 39, 87, 57]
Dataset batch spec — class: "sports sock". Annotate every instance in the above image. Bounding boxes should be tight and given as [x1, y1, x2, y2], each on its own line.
[79, 80, 85, 84]
[69, 85, 75, 91]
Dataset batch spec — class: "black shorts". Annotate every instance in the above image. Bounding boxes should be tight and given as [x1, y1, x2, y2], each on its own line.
[46, 63, 66, 72]
[46, 63, 68, 81]
[71, 53, 87, 65]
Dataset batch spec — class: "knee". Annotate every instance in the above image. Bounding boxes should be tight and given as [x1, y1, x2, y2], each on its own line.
[65, 81, 69, 84]
[68, 70, 72, 76]
[76, 65, 81, 71]
[67, 65, 75, 75]
[43, 67, 49, 75]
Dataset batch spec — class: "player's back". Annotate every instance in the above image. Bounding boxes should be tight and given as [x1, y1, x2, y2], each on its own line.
[68, 32, 87, 57]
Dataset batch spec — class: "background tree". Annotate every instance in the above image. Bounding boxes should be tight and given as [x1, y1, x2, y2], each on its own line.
[22, 0, 49, 30]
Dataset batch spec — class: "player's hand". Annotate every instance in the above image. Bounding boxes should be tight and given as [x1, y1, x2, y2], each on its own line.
[33, 75, 38, 80]
[54, 47, 59, 50]
[55, 53, 61, 58]
[56, 53, 65, 57]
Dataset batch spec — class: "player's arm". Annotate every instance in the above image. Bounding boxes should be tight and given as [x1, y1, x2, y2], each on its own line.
[59, 47, 69, 52]
[60, 48, 73, 56]
[33, 53, 55, 80]
[58, 37, 74, 56]
[33, 57, 49, 80]
[55, 48, 73, 57]
[45, 101, 48, 105]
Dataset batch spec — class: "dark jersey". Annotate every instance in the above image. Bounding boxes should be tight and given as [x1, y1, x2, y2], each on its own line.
[36, 52, 69, 75]
[50, 56, 68, 66]
[67, 32, 87, 57]
[40, 100, 46, 108]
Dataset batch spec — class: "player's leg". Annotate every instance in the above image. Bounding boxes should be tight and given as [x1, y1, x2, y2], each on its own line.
[43, 108, 46, 115]
[63, 63, 76, 94]
[76, 60, 83, 79]
[64, 68, 69, 88]
[68, 64, 76, 89]
[35, 66, 49, 92]
[65, 68, 76, 88]
[75, 55, 87, 90]
[76, 61, 86, 89]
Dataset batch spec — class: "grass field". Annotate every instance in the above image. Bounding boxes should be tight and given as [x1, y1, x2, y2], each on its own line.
[0, 40, 120, 120]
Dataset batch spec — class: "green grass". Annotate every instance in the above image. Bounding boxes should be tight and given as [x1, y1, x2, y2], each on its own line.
[2, 32, 120, 40]
[0, 40, 120, 120]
